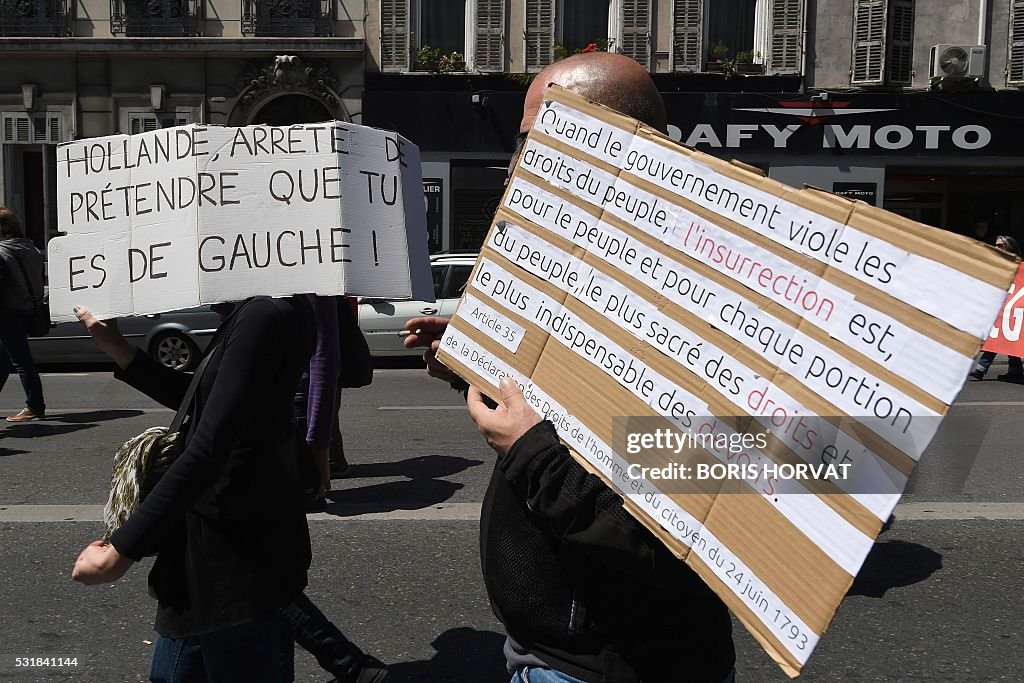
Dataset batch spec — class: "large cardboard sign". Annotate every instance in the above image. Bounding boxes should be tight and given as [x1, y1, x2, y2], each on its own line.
[437, 87, 1018, 677]
[48, 122, 433, 322]
[981, 262, 1024, 357]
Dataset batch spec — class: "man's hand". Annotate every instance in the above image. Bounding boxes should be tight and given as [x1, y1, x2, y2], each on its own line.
[403, 316, 454, 381]
[72, 540, 134, 585]
[73, 307, 137, 369]
[467, 377, 542, 457]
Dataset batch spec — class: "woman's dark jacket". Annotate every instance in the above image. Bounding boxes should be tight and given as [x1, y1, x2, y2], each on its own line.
[109, 296, 315, 638]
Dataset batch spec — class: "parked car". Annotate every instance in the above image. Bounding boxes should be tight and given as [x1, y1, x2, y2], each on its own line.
[29, 305, 220, 371]
[358, 252, 478, 357]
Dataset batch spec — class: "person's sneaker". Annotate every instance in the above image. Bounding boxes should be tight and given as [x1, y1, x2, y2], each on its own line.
[968, 369, 985, 380]
[329, 656, 388, 683]
[330, 454, 350, 479]
[6, 408, 43, 422]
[997, 373, 1024, 384]
[352, 657, 388, 683]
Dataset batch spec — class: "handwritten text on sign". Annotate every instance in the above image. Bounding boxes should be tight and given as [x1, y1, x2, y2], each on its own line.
[48, 122, 433, 321]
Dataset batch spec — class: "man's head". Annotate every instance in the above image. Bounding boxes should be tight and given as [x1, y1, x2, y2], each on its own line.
[518, 52, 666, 151]
[973, 220, 990, 238]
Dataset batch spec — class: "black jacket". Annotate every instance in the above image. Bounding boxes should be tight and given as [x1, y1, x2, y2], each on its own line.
[110, 297, 315, 638]
[481, 420, 735, 683]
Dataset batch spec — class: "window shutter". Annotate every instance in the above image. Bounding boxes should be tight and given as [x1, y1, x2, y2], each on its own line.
[886, 0, 913, 85]
[851, 0, 887, 85]
[1010, 0, 1024, 85]
[1, 113, 62, 144]
[671, 0, 702, 72]
[380, 0, 410, 72]
[767, 0, 803, 74]
[620, 0, 651, 69]
[475, 0, 505, 72]
[525, 0, 554, 72]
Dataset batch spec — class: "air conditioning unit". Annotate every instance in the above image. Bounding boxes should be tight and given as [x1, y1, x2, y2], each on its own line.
[929, 44, 986, 79]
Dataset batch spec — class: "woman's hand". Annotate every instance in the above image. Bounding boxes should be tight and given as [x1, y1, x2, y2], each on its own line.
[73, 307, 137, 369]
[72, 541, 134, 585]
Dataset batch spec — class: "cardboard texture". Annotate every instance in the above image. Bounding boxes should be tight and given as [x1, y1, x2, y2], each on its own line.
[48, 122, 434, 322]
[436, 86, 1020, 677]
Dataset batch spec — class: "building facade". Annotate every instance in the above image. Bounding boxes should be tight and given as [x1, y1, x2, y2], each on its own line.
[362, 0, 1024, 250]
[2, 0, 1023, 251]
[0, 0, 367, 248]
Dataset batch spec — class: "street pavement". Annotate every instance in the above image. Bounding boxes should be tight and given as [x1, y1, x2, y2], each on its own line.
[1, 362, 1022, 682]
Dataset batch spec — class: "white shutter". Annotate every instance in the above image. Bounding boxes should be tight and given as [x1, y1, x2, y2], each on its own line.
[475, 0, 505, 72]
[767, 0, 803, 74]
[670, 0, 702, 72]
[620, 0, 651, 69]
[380, 0, 410, 72]
[1009, 0, 1024, 85]
[128, 113, 192, 135]
[851, 0, 887, 85]
[1, 113, 63, 144]
[525, 0, 554, 72]
[886, 0, 913, 85]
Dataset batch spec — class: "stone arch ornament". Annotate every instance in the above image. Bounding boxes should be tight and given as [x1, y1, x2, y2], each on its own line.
[232, 55, 349, 125]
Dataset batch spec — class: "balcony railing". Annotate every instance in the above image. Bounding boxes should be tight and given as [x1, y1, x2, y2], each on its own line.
[240, 0, 332, 37]
[110, 0, 201, 36]
[0, 0, 70, 36]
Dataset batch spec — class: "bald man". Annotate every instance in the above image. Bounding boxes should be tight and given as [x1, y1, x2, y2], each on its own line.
[405, 53, 735, 683]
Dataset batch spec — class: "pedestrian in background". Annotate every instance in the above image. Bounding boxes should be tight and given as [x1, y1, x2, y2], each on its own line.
[971, 235, 1024, 383]
[0, 206, 46, 422]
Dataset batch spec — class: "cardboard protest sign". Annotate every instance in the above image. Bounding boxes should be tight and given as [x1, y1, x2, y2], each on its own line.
[981, 262, 1024, 357]
[48, 122, 433, 322]
[436, 86, 1018, 677]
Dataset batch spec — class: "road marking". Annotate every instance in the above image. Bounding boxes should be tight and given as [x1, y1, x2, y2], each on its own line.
[39, 373, 94, 377]
[3, 502, 1024, 523]
[377, 406, 466, 411]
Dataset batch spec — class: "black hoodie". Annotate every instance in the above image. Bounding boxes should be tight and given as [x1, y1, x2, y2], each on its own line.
[481, 420, 735, 683]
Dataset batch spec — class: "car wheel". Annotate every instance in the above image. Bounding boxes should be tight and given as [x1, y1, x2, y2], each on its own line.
[150, 332, 200, 372]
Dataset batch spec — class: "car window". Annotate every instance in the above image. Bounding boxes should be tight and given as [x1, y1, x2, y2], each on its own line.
[431, 265, 449, 299]
[446, 265, 473, 299]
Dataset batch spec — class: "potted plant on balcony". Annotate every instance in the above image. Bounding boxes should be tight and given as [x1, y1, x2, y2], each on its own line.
[415, 45, 465, 73]
[706, 41, 735, 77]
[736, 50, 764, 75]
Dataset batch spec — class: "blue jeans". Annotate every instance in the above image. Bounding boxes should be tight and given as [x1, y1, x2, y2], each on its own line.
[149, 613, 287, 683]
[280, 592, 363, 680]
[0, 313, 44, 413]
[512, 667, 736, 683]
[976, 351, 1023, 375]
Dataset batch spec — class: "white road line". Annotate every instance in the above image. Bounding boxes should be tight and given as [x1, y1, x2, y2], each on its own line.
[377, 406, 466, 411]
[3, 502, 1024, 523]
[39, 373, 94, 377]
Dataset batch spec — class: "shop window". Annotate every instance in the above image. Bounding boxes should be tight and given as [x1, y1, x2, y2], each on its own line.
[450, 161, 507, 251]
[850, 0, 915, 86]
[671, 0, 803, 75]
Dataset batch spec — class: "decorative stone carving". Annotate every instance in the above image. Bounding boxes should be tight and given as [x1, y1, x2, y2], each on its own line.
[238, 55, 340, 110]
